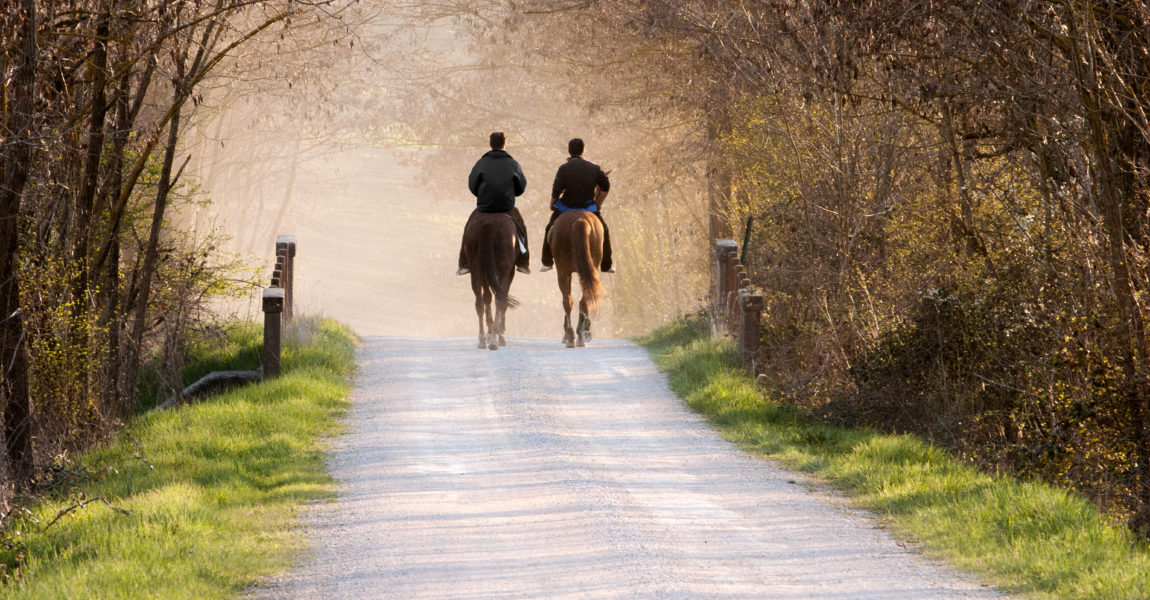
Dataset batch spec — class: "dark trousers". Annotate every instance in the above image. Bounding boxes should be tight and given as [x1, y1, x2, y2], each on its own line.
[458, 207, 530, 270]
[541, 209, 612, 271]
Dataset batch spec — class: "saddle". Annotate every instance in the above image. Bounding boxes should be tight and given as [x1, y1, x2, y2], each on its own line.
[465, 211, 525, 255]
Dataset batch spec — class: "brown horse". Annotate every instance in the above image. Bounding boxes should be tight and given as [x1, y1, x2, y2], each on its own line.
[462, 213, 520, 350]
[548, 209, 605, 347]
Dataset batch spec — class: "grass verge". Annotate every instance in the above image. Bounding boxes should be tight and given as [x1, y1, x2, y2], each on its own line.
[637, 315, 1150, 600]
[0, 316, 357, 600]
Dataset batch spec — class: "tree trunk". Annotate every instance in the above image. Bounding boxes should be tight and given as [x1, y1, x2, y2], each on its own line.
[124, 100, 183, 405]
[266, 137, 302, 255]
[1068, 2, 1150, 531]
[706, 106, 734, 243]
[0, 0, 38, 482]
[70, 15, 112, 403]
[99, 43, 134, 417]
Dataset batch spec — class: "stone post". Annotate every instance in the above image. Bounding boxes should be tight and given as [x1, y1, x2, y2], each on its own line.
[262, 287, 285, 378]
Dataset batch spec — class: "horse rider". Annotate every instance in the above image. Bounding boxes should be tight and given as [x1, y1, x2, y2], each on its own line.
[457, 131, 531, 275]
[540, 138, 614, 273]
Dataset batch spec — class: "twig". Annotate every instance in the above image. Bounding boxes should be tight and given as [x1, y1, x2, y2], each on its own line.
[42, 495, 131, 532]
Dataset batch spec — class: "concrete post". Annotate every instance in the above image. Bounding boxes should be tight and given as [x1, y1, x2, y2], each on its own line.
[262, 287, 285, 378]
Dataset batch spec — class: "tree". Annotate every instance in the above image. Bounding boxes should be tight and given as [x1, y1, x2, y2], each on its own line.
[0, 0, 356, 496]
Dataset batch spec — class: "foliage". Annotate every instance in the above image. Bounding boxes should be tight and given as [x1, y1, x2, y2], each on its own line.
[639, 316, 1150, 599]
[0, 0, 356, 505]
[509, 0, 1150, 532]
[354, 1, 714, 335]
[0, 317, 356, 598]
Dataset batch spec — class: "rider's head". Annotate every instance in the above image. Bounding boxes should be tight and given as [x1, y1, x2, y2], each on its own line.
[490, 131, 506, 150]
[568, 138, 584, 157]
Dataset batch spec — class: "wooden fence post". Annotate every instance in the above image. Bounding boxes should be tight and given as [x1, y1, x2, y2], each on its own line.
[738, 290, 764, 369]
[726, 249, 740, 295]
[272, 254, 283, 288]
[726, 264, 747, 333]
[275, 234, 296, 322]
[262, 287, 284, 378]
[713, 239, 737, 318]
[275, 247, 288, 318]
[712, 239, 764, 371]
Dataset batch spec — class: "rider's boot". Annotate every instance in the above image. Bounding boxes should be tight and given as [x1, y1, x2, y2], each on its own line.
[509, 207, 531, 274]
[540, 211, 558, 272]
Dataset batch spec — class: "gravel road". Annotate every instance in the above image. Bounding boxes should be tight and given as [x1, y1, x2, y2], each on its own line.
[251, 336, 1004, 599]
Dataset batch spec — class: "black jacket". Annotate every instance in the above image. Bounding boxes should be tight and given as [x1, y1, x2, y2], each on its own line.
[469, 150, 526, 213]
[551, 156, 610, 210]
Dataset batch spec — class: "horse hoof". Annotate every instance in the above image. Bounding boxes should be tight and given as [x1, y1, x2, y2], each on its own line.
[581, 330, 592, 343]
[576, 337, 587, 348]
[499, 335, 507, 347]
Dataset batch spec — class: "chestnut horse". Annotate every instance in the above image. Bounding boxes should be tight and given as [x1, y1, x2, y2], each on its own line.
[462, 213, 520, 350]
[548, 209, 605, 347]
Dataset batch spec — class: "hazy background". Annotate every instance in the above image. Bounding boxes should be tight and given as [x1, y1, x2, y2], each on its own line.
[183, 3, 709, 339]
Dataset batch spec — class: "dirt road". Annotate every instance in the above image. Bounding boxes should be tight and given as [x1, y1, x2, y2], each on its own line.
[252, 337, 1002, 599]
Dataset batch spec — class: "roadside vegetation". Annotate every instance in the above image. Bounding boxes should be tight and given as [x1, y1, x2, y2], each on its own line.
[413, 2, 1150, 537]
[0, 0, 369, 520]
[0, 317, 356, 599]
[639, 315, 1150, 600]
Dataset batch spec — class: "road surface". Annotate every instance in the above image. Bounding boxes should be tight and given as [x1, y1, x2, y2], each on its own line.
[251, 336, 1003, 599]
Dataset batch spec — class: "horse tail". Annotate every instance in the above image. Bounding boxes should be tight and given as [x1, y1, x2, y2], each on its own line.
[480, 220, 519, 310]
[573, 217, 603, 312]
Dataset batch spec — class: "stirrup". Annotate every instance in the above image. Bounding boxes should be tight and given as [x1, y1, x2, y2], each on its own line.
[516, 266, 530, 274]
[540, 264, 553, 272]
[456, 267, 470, 275]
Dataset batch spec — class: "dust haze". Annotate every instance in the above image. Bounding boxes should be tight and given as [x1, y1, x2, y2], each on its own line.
[185, 5, 709, 339]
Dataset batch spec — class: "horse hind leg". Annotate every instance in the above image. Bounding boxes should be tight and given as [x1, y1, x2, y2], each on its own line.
[563, 313, 575, 348]
[475, 289, 486, 349]
[496, 299, 508, 347]
[498, 307, 508, 347]
[484, 288, 499, 350]
[561, 276, 575, 348]
[576, 310, 591, 347]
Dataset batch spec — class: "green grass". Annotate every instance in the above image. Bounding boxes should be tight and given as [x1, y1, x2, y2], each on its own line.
[134, 322, 265, 411]
[637, 316, 1150, 600]
[0, 317, 357, 600]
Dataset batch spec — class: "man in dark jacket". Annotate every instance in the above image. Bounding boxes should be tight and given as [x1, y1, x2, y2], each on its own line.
[457, 131, 530, 275]
[540, 138, 614, 273]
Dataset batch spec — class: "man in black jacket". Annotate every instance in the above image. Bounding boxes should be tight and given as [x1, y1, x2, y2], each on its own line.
[457, 131, 530, 275]
[540, 138, 614, 273]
